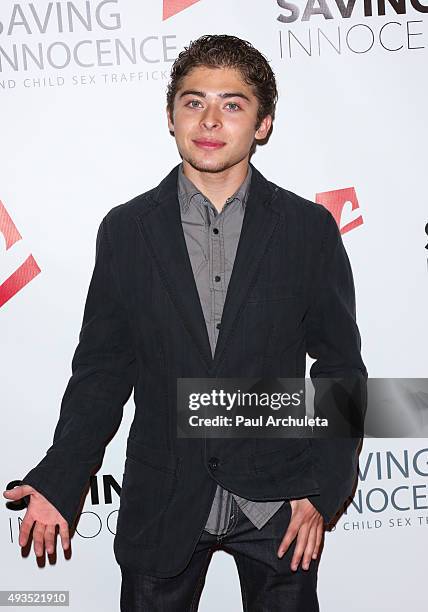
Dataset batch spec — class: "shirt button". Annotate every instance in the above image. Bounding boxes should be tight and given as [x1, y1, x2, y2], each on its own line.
[213, 228, 219, 235]
[208, 457, 219, 470]
[216, 322, 221, 329]
[214, 275, 221, 282]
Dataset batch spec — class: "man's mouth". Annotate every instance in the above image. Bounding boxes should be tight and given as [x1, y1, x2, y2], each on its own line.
[192, 139, 226, 150]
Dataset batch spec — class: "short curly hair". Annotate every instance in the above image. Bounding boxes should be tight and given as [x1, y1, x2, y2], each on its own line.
[166, 34, 278, 131]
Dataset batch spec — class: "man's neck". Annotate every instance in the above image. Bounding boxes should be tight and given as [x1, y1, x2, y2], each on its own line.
[182, 158, 250, 213]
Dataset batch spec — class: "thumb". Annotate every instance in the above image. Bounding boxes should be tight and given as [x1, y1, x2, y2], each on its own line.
[3, 484, 33, 500]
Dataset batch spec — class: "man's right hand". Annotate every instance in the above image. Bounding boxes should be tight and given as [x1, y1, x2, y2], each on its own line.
[3, 485, 70, 557]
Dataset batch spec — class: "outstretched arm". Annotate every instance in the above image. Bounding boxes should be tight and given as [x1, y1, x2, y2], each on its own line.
[4, 215, 136, 557]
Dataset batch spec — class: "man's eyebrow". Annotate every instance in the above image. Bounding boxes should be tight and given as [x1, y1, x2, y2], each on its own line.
[179, 89, 251, 102]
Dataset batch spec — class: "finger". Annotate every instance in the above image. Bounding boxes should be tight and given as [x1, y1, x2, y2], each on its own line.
[301, 519, 318, 570]
[44, 524, 57, 555]
[3, 485, 32, 501]
[312, 519, 324, 559]
[19, 514, 34, 548]
[290, 522, 310, 571]
[33, 522, 46, 557]
[59, 522, 70, 551]
[277, 522, 298, 558]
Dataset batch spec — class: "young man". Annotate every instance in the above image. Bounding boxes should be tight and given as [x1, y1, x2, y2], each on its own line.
[5, 35, 367, 611]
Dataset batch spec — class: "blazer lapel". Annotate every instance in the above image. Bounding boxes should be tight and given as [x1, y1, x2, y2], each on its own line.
[135, 162, 281, 374]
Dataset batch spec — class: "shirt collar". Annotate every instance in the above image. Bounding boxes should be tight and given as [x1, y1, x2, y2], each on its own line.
[177, 162, 252, 215]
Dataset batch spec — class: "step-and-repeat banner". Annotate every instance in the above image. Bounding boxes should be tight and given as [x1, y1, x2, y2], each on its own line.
[2, 1, 427, 610]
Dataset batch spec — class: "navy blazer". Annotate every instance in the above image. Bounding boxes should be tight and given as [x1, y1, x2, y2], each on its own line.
[21, 162, 367, 576]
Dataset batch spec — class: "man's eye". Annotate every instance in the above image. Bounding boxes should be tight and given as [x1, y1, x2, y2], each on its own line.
[226, 102, 240, 111]
[187, 100, 202, 108]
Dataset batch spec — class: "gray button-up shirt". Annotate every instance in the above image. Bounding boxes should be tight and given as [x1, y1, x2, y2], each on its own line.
[177, 162, 285, 535]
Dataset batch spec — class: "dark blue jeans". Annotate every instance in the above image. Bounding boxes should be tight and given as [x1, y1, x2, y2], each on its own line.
[119, 498, 320, 611]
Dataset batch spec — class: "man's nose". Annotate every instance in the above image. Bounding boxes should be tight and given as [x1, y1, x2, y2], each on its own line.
[200, 106, 222, 130]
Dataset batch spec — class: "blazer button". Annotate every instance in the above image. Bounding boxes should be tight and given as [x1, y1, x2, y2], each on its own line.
[208, 457, 219, 470]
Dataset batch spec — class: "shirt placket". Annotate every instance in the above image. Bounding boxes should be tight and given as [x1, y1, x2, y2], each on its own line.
[203, 197, 232, 357]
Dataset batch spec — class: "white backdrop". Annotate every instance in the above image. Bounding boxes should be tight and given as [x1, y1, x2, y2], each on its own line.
[1, 1, 427, 610]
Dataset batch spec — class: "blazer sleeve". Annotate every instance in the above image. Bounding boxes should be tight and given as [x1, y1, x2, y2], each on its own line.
[305, 210, 368, 525]
[20, 216, 136, 529]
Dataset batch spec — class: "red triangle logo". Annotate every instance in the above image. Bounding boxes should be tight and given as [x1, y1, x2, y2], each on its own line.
[163, 0, 201, 20]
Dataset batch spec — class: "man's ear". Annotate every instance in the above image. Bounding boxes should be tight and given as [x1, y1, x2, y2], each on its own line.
[255, 114, 272, 141]
[167, 105, 174, 132]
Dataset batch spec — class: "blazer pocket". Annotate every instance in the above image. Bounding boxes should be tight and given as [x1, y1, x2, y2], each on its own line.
[251, 441, 318, 497]
[252, 439, 311, 471]
[242, 294, 305, 366]
[116, 438, 180, 547]
[125, 437, 178, 474]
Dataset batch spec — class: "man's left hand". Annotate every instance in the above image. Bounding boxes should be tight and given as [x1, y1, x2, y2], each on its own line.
[277, 498, 324, 571]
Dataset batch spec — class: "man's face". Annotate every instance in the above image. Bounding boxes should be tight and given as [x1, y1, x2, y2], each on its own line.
[167, 65, 271, 174]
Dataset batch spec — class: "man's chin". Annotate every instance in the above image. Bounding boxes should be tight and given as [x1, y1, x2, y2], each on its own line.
[183, 154, 235, 174]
